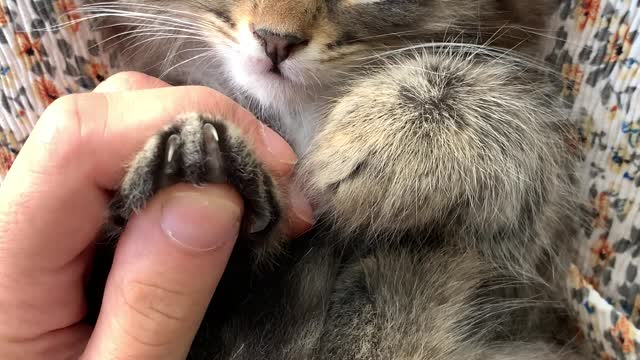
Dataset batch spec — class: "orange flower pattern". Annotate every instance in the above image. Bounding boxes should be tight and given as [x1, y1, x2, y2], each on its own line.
[549, 0, 640, 358]
[576, 0, 600, 30]
[33, 76, 60, 106]
[0, 0, 112, 181]
[0, 5, 8, 27]
[54, 0, 80, 32]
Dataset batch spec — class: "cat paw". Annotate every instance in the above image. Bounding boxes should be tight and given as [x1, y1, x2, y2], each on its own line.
[107, 113, 283, 250]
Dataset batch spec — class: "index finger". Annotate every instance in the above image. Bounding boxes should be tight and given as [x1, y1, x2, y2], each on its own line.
[28, 86, 297, 190]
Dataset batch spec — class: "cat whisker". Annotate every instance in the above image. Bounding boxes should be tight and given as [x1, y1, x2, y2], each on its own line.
[80, 2, 237, 41]
[158, 50, 217, 79]
[93, 21, 209, 36]
[362, 43, 559, 77]
[118, 35, 204, 61]
[159, 46, 217, 74]
[68, 4, 235, 42]
[79, 2, 214, 28]
[95, 27, 207, 52]
[52, 8, 201, 31]
[74, 9, 206, 31]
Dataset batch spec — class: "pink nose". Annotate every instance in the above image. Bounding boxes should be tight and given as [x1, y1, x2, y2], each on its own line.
[253, 28, 309, 65]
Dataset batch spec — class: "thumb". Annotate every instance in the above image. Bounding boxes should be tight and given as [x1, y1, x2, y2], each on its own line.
[82, 184, 243, 360]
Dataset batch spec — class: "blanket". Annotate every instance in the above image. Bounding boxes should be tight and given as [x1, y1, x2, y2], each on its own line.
[0, 0, 638, 358]
[545, 1, 640, 358]
[0, 0, 111, 173]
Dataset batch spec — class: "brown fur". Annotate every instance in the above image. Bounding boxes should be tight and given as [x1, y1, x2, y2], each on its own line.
[84, 0, 587, 358]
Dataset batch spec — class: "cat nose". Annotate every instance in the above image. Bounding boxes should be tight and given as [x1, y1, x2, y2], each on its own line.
[253, 28, 308, 65]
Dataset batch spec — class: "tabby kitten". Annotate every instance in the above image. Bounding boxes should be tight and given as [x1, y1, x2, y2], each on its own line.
[87, 0, 585, 358]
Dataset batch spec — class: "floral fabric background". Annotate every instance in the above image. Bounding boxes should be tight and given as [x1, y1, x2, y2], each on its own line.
[0, 0, 111, 181]
[1, 0, 640, 358]
[544, 0, 640, 358]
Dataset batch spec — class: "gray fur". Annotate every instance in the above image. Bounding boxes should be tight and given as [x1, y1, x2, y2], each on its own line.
[85, 0, 587, 358]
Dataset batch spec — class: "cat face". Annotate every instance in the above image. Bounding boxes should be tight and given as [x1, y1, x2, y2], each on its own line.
[176, 0, 456, 107]
[104, 0, 550, 109]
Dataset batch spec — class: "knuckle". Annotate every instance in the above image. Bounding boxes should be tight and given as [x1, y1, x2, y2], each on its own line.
[42, 94, 81, 130]
[44, 92, 76, 112]
[120, 278, 191, 327]
[102, 71, 158, 90]
[109, 70, 146, 80]
[116, 278, 193, 348]
[36, 92, 108, 170]
[38, 94, 84, 157]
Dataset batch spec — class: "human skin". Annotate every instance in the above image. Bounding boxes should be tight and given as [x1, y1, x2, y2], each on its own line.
[0, 72, 313, 360]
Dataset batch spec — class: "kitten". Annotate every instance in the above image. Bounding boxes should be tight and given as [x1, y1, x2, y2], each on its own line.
[85, 0, 586, 358]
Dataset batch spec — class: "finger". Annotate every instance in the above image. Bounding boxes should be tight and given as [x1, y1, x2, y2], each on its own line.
[82, 184, 242, 360]
[2, 86, 300, 262]
[286, 184, 314, 238]
[21, 86, 297, 190]
[0, 86, 311, 340]
[93, 71, 171, 92]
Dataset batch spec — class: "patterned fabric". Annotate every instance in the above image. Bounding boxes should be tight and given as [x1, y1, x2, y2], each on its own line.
[0, 0, 111, 181]
[544, 0, 640, 358]
[1, 0, 640, 358]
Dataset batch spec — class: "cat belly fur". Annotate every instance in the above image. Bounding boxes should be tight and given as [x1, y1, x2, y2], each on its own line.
[92, 0, 585, 357]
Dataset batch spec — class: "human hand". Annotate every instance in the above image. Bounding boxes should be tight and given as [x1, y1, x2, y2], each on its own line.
[0, 72, 313, 359]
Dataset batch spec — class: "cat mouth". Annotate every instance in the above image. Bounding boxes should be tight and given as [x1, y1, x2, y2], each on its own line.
[245, 56, 291, 81]
[257, 66, 289, 82]
[262, 64, 298, 84]
[269, 65, 283, 76]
